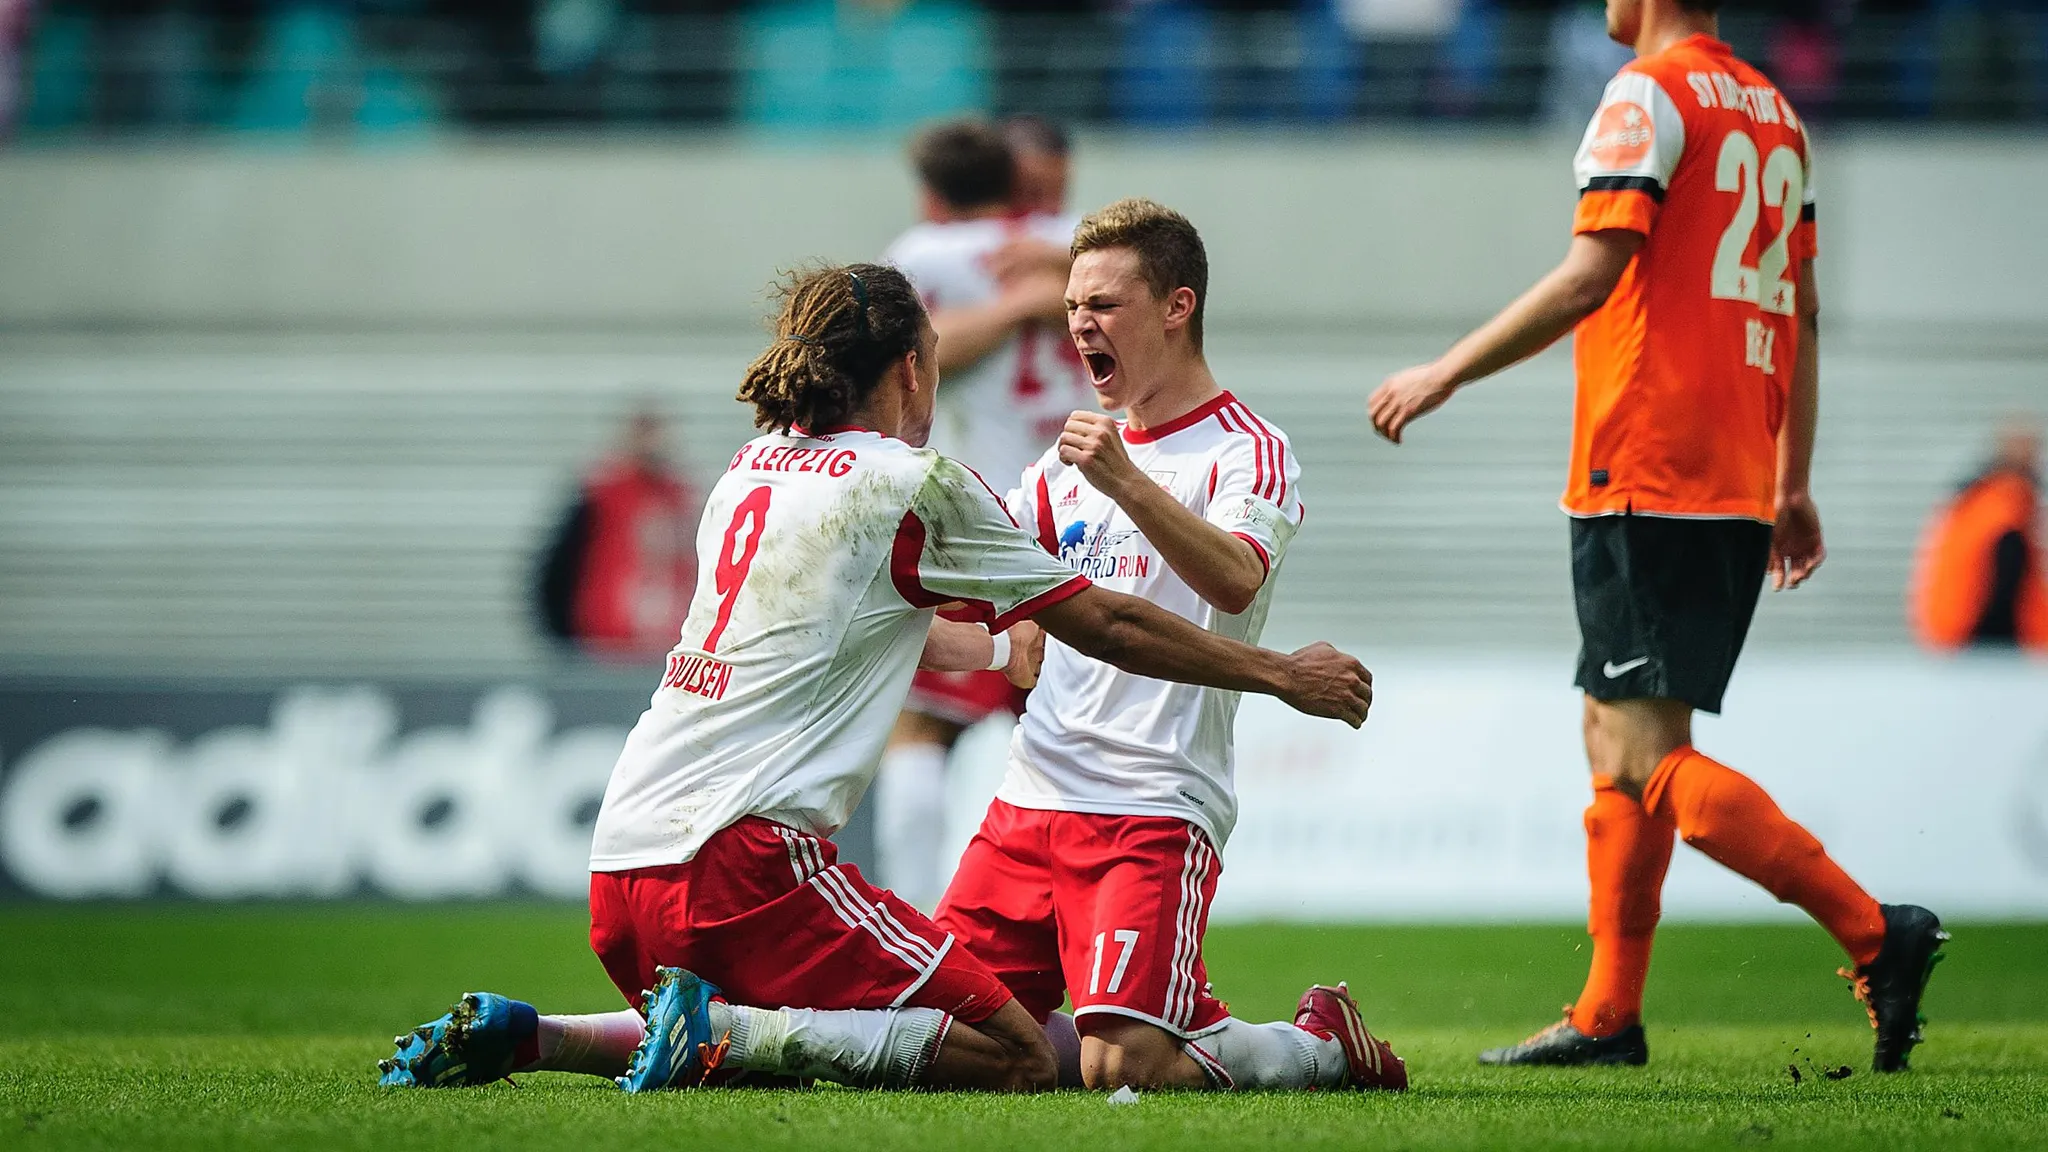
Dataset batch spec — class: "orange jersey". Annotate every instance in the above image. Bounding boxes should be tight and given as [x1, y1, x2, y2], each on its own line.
[1565, 35, 1818, 522]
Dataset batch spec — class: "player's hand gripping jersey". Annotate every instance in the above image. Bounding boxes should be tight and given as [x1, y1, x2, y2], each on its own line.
[588, 429, 1089, 872]
[1568, 33, 1818, 523]
[885, 215, 1097, 487]
[997, 392, 1303, 847]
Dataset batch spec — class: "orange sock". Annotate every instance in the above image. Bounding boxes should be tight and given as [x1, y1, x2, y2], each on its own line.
[1644, 746, 1885, 967]
[1570, 775, 1675, 1037]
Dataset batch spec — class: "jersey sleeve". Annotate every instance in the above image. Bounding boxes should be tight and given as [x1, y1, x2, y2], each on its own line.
[894, 455, 1090, 631]
[1205, 422, 1304, 580]
[1573, 69, 1688, 237]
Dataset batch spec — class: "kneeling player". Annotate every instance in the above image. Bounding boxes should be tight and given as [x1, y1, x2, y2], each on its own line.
[936, 200, 1408, 1093]
[378, 261, 1374, 1093]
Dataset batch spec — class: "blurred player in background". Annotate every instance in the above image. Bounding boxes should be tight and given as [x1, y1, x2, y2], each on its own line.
[938, 199, 1407, 1095]
[381, 262, 1375, 1094]
[1368, 0, 1946, 1073]
[1909, 420, 2048, 653]
[876, 116, 1098, 910]
[534, 404, 700, 661]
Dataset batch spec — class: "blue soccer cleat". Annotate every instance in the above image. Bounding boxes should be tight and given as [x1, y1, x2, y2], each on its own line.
[617, 967, 727, 1092]
[377, 991, 537, 1088]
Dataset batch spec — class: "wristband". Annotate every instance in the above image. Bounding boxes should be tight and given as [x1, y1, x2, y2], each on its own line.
[986, 630, 1012, 671]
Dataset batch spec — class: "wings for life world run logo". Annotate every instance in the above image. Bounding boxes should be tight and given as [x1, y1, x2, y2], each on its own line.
[1058, 520, 1151, 581]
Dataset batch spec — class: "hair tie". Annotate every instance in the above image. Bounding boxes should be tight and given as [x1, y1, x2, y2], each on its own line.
[846, 271, 872, 340]
[785, 333, 820, 348]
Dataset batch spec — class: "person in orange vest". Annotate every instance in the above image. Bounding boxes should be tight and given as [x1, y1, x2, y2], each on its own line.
[1910, 421, 2047, 652]
[536, 406, 701, 660]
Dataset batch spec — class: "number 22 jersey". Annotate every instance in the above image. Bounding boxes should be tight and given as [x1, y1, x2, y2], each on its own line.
[1567, 34, 1818, 524]
[588, 428, 1090, 872]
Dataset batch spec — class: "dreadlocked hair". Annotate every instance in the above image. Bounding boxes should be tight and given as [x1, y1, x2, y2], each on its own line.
[738, 263, 927, 434]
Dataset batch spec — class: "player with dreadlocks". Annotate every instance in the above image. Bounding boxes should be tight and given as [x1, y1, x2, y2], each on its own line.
[378, 262, 1376, 1094]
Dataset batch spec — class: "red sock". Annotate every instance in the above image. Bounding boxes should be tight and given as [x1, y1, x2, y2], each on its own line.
[1570, 775, 1675, 1037]
[1644, 746, 1885, 967]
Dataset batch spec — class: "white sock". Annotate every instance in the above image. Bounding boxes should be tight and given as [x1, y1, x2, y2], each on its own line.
[875, 743, 949, 909]
[526, 1010, 646, 1077]
[1184, 1018, 1346, 1090]
[708, 1003, 951, 1088]
[1043, 1011, 1084, 1088]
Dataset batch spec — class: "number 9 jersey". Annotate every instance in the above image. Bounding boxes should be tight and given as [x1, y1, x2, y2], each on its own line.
[588, 428, 1091, 874]
[1566, 33, 1818, 525]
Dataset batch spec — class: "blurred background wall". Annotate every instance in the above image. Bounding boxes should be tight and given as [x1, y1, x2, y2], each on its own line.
[0, 0, 2043, 914]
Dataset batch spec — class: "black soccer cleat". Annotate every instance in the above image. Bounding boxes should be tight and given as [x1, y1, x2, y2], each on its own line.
[1841, 903, 1948, 1073]
[1477, 1015, 1648, 1067]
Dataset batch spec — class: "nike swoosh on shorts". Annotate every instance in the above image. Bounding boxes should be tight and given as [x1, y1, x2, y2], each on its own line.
[1603, 657, 1650, 678]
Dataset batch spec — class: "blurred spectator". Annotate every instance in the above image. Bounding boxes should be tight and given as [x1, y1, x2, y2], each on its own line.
[535, 406, 701, 661]
[1766, 1, 1840, 114]
[1909, 421, 2048, 653]
[1338, 0, 1460, 118]
[1114, 0, 1213, 126]
[739, 0, 990, 134]
[1542, 0, 1631, 126]
[0, 0, 29, 138]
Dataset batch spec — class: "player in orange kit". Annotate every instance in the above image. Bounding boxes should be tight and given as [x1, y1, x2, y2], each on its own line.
[1368, 0, 1946, 1072]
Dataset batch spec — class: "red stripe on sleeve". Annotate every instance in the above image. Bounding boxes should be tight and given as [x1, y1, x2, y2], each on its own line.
[989, 574, 1092, 633]
[890, 511, 998, 623]
[1232, 402, 1290, 505]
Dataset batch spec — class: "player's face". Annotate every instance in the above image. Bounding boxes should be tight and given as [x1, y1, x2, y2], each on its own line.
[1606, 0, 1643, 44]
[900, 320, 941, 448]
[1012, 148, 1068, 216]
[1066, 248, 1161, 412]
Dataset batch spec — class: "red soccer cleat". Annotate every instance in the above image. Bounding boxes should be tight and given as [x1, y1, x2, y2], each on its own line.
[1295, 981, 1409, 1092]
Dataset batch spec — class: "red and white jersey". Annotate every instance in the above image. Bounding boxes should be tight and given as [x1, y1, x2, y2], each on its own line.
[884, 213, 1097, 487]
[996, 391, 1304, 847]
[589, 427, 1091, 872]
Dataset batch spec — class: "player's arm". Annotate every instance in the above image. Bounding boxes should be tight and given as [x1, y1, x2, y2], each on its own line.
[1030, 587, 1371, 727]
[1055, 411, 1266, 614]
[1770, 258, 1825, 591]
[931, 274, 1068, 373]
[1368, 229, 1642, 444]
[921, 616, 1045, 687]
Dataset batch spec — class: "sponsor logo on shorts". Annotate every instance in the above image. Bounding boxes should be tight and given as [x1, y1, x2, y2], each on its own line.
[1603, 657, 1651, 678]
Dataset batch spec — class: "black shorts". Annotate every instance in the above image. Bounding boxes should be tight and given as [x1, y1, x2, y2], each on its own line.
[1571, 514, 1772, 715]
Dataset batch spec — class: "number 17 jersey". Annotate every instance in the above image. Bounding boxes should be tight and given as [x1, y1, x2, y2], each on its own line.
[1567, 33, 1818, 524]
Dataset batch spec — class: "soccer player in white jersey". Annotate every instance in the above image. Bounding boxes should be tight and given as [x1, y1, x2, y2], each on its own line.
[377, 262, 1376, 1095]
[876, 118, 1099, 909]
[934, 200, 1410, 1094]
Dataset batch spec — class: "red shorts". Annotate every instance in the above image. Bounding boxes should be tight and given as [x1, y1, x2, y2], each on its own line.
[589, 817, 1011, 1023]
[905, 668, 1028, 728]
[933, 800, 1229, 1039]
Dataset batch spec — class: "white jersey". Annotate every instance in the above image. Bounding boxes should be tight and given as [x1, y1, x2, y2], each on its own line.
[996, 391, 1304, 847]
[883, 213, 1097, 488]
[589, 427, 1090, 871]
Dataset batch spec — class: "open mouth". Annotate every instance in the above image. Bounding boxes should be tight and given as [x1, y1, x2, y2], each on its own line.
[1081, 350, 1117, 387]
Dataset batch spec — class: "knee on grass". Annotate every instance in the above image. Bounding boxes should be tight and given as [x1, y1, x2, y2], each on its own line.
[1079, 1020, 1200, 1091]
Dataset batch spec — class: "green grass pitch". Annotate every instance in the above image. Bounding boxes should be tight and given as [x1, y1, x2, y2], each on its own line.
[1, 907, 2043, 1151]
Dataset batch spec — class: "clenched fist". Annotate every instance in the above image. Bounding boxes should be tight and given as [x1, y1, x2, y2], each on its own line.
[1278, 642, 1374, 728]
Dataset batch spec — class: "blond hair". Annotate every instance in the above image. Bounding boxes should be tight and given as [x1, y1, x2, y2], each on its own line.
[1071, 198, 1209, 350]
